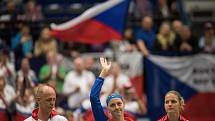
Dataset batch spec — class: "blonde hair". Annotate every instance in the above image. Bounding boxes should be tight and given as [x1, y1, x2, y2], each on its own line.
[166, 90, 185, 112]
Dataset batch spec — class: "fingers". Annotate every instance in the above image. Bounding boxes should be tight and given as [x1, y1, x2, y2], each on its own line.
[104, 58, 107, 65]
[100, 57, 107, 65]
[100, 57, 111, 67]
[100, 57, 105, 66]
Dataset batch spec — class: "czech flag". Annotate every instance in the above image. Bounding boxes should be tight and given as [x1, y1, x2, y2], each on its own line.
[50, 0, 130, 44]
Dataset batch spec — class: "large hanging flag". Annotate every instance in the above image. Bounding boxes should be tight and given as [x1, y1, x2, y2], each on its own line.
[50, 0, 129, 44]
[145, 54, 215, 121]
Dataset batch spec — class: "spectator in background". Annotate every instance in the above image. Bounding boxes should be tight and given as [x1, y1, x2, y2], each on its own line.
[167, 0, 181, 20]
[84, 55, 99, 76]
[158, 90, 188, 121]
[0, 0, 23, 6]
[0, 49, 15, 87]
[153, 0, 180, 23]
[199, 22, 215, 54]
[123, 26, 135, 44]
[0, 1, 18, 21]
[119, 26, 136, 52]
[136, 16, 156, 57]
[135, 0, 153, 17]
[23, 0, 43, 21]
[14, 88, 35, 120]
[63, 57, 95, 110]
[153, 22, 179, 52]
[171, 20, 183, 51]
[39, 51, 66, 94]
[178, 26, 199, 54]
[34, 27, 58, 57]
[16, 58, 37, 92]
[171, 20, 183, 36]
[0, 37, 9, 50]
[11, 24, 33, 60]
[0, 76, 18, 121]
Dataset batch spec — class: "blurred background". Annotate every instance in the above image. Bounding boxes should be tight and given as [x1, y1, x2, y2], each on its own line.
[0, 0, 214, 121]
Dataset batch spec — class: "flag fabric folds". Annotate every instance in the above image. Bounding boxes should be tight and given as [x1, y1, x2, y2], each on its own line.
[50, 0, 129, 44]
[145, 54, 215, 121]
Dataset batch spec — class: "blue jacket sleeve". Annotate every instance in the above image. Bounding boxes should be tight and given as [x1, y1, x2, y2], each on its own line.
[11, 33, 21, 49]
[23, 39, 33, 56]
[90, 77, 108, 121]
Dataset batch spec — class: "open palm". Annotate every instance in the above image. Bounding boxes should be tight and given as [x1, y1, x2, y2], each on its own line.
[99, 57, 111, 78]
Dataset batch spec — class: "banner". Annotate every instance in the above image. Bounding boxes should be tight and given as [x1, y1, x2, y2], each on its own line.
[145, 54, 215, 121]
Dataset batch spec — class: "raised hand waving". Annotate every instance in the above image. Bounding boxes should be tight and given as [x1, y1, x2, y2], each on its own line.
[99, 57, 111, 78]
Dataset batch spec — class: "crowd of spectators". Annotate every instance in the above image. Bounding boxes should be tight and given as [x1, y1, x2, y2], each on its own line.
[0, 0, 214, 121]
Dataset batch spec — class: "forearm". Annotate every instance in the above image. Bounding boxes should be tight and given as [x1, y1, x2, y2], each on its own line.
[137, 41, 150, 56]
[90, 77, 108, 121]
[90, 77, 104, 102]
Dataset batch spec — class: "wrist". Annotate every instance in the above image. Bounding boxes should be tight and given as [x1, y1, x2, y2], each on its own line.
[99, 70, 108, 78]
[97, 76, 104, 80]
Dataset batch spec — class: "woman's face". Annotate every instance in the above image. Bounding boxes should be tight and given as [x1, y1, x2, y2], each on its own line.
[164, 93, 181, 114]
[160, 24, 171, 36]
[107, 98, 124, 118]
[41, 28, 51, 41]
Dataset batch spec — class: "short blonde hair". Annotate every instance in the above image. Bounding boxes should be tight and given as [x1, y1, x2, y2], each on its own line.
[35, 84, 56, 100]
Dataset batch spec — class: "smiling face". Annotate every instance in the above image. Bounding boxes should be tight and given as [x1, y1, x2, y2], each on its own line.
[107, 98, 124, 118]
[164, 93, 181, 114]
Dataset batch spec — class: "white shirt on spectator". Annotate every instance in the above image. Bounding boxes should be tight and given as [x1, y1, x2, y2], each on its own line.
[63, 70, 95, 109]
[0, 85, 16, 109]
[0, 62, 15, 85]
